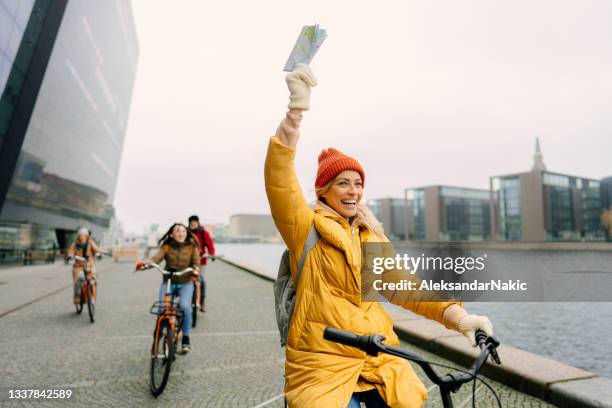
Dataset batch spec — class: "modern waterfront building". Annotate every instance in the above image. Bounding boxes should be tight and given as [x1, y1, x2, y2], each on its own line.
[228, 214, 280, 241]
[598, 176, 612, 241]
[203, 223, 229, 243]
[602, 176, 612, 211]
[490, 139, 604, 242]
[0, 0, 139, 254]
[367, 198, 406, 241]
[404, 185, 491, 241]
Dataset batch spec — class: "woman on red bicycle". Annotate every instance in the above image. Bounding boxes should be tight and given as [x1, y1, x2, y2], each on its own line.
[137, 223, 200, 354]
[265, 64, 494, 407]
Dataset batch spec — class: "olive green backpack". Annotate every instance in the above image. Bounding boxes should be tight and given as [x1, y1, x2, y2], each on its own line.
[273, 224, 320, 347]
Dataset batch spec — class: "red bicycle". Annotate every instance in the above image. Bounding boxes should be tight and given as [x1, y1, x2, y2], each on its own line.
[70, 255, 96, 323]
[135, 263, 197, 397]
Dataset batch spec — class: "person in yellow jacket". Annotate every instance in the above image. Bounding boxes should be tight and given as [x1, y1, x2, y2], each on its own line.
[265, 63, 494, 408]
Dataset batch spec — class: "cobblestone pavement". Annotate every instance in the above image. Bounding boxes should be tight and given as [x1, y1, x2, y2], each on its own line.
[0, 260, 556, 407]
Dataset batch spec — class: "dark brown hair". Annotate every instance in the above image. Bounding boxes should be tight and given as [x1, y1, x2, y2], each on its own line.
[158, 223, 199, 247]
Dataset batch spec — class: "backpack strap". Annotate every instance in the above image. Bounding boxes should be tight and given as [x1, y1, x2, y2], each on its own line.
[294, 223, 320, 289]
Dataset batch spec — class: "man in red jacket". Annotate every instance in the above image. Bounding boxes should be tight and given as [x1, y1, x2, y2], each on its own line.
[188, 215, 215, 312]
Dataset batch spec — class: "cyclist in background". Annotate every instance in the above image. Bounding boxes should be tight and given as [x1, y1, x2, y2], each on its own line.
[137, 223, 200, 353]
[188, 215, 215, 312]
[68, 228, 109, 304]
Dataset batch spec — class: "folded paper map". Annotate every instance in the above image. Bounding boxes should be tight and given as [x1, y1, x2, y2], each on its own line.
[283, 24, 327, 72]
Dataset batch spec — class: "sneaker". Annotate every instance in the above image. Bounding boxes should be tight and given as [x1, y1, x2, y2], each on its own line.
[180, 336, 191, 354]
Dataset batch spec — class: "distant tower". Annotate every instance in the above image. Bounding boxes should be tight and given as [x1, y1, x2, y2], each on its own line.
[531, 137, 547, 172]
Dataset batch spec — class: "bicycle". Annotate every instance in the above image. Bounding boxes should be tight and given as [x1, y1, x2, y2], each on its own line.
[192, 254, 217, 326]
[323, 327, 502, 408]
[136, 263, 196, 397]
[191, 282, 198, 328]
[70, 255, 96, 323]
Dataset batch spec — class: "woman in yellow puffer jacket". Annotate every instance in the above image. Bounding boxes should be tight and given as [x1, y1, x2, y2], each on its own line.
[265, 63, 494, 408]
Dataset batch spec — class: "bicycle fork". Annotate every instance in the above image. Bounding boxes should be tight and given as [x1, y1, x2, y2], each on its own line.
[153, 286, 177, 356]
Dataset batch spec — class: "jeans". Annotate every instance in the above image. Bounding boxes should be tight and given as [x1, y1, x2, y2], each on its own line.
[198, 274, 206, 304]
[348, 389, 389, 408]
[158, 281, 194, 336]
[348, 396, 361, 408]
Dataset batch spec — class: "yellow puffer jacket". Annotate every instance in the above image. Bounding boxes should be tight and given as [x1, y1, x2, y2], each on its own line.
[265, 136, 460, 408]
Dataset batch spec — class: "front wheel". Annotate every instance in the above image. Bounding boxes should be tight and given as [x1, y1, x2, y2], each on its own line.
[86, 282, 95, 323]
[150, 319, 174, 396]
[74, 280, 84, 314]
[75, 300, 83, 314]
[191, 291, 198, 328]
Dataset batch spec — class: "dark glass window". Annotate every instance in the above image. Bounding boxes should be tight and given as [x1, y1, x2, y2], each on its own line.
[497, 177, 521, 240]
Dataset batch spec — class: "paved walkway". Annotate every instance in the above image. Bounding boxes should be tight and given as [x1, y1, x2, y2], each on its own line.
[0, 259, 555, 407]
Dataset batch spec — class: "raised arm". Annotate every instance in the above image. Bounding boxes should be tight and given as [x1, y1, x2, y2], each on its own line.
[275, 64, 317, 147]
[264, 64, 317, 254]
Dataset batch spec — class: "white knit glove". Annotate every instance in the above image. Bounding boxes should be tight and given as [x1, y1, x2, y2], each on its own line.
[457, 314, 494, 347]
[286, 63, 317, 111]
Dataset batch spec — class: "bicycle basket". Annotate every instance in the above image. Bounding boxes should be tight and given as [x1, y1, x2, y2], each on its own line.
[149, 300, 184, 317]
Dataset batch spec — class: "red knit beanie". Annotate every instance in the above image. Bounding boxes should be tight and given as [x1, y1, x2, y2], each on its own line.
[315, 148, 365, 190]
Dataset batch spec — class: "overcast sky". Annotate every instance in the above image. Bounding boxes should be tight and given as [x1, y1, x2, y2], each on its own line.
[114, 0, 612, 234]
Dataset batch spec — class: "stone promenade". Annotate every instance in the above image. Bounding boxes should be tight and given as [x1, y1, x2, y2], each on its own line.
[0, 259, 554, 407]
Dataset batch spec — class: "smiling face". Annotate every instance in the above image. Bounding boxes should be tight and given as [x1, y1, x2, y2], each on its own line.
[320, 170, 364, 219]
[171, 224, 188, 244]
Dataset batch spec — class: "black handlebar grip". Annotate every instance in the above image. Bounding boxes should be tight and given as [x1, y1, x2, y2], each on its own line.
[474, 329, 502, 365]
[324, 327, 385, 356]
[475, 329, 488, 347]
[324, 327, 362, 348]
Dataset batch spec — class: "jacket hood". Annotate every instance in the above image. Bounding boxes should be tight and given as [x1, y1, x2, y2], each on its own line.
[311, 199, 363, 226]
[312, 199, 386, 241]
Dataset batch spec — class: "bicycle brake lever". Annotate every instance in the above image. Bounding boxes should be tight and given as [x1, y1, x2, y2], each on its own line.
[486, 336, 502, 364]
[488, 346, 501, 365]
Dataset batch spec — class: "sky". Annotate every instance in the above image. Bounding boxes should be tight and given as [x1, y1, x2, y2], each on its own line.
[114, 0, 612, 234]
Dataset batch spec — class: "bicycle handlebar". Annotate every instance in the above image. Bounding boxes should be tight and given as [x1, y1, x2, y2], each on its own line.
[66, 255, 87, 263]
[323, 327, 501, 391]
[138, 263, 197, 277]
[69, 254, 109, 262]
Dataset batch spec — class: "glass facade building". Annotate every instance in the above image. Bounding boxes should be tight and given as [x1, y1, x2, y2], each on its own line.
[367, 198, 406, 241]
[439, 187, 490, 241]
[0, 0, 38, 150]
[0, 0, 138, 254]
[602, 176, 612, 241]
[491, 177, 522, 241]
[405, 186, 490, 241]
[491, 171, 605, 242]
[601, 177, 612, 210]
[410, 189, 426, 240]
